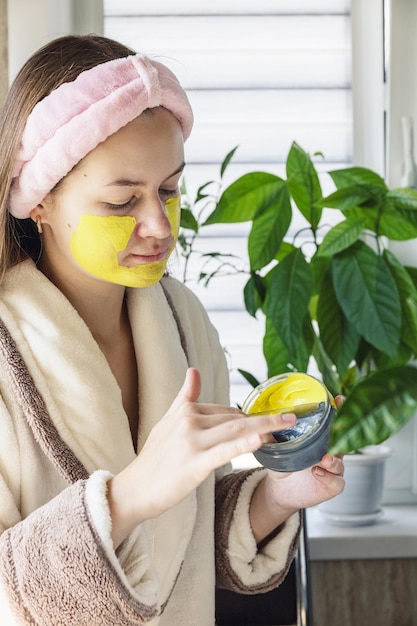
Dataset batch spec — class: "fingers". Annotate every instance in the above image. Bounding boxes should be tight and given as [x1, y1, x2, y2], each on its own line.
[194, 410, 296, 452]
[335, 394, 345, 409]
[183, 367, 202, 402]
[164, 368, 299, 471]
[313, 454, 344, 479]
[321, 453, 344, 470]
[169, 367, 202, 412]
[199, 418, 292, 469]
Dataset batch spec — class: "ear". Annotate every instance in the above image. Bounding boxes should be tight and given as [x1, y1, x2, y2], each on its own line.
[29, 193, 54, 226]
[29, 208, 39, 223]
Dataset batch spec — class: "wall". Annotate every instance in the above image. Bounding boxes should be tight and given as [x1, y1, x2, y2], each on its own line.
[7, 0, 103, 81]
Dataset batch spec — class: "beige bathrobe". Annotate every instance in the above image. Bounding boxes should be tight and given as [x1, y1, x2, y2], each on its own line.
[0, 260, 300, 626]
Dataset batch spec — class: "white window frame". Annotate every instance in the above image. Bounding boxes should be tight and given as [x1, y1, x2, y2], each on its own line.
[352, 0, 417, 504]
[350, 0, 385, 175]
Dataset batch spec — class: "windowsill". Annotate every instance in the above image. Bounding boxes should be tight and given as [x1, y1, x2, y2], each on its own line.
[306, 504, 417, 560]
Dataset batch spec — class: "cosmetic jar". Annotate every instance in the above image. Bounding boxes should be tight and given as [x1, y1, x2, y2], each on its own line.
[242, 372, 336, 472]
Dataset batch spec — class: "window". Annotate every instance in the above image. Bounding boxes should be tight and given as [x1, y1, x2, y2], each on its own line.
[104, 1, 417, 503]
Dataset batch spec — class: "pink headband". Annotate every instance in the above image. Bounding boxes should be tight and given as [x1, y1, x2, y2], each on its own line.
[9, 54, 193, 219]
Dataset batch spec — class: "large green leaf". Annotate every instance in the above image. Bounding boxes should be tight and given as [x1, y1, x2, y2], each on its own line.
[311, 334, 343, 398]
[263, 318, 291, 376]
[263, 317, 310, 376]
[319, 186, 373, 212]
[274, 241, 297, 262]
[404, 298, 417, 352]
[406, 266, 417, 290]
[310, 253, 331, 296]
[265, 249, 313, 354]
[340, 200, 417, 239]
[383, 249, 417, 353]
[332, 241, 401, 356]
[387, 187, 417, 211]
[204, 172, 284, 224]
[248, 185, 292, 269]
[372, 341, 413, 369]
[317, 271, 360, 377]
[301, 315, 316, 359]
[383, 189, 417, 238]
[286, 142, 323, 229]
[329, 365, 417, 454]
[243, 273, 265, 317]
[341, 206, 381, 235]
[329, 166, 388, 191]
[317, 218, 365, 257]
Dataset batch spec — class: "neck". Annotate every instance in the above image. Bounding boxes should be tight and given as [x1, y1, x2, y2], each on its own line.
[37, 256, 127, 346]
[71, 285, 128, 347]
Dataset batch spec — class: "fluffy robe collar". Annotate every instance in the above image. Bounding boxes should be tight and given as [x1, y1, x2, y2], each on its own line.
[0, 259, 196, 607]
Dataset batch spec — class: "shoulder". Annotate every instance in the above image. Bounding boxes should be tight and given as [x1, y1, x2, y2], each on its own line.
[160, 276, 228, 393]
[159, 275, 221, 349]
[160, 275, 203, 305]
[160, 275, 211, 326]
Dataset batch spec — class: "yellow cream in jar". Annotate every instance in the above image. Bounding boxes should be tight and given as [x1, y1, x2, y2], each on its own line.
[247, 372, 331, 416]
[242, 372, 336, 471]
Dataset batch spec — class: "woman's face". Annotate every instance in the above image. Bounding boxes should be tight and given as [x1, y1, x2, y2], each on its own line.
[36, 107, 185, 289]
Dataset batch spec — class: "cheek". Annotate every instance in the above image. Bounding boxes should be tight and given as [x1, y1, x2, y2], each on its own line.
[165, 197, 180, 237]
[70, 214, 136, 270]
[68, 202, 180, 288]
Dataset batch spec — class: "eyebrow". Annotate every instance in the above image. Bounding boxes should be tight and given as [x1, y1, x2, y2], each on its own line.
[105, 162, 186, 187]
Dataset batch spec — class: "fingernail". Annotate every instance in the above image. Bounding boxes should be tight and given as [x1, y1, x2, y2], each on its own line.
[281, 413, 295, 422]
[315, 467, 325, 477]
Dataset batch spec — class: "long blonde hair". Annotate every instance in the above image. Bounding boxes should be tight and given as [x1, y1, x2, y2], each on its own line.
[0, 34, 135, 283]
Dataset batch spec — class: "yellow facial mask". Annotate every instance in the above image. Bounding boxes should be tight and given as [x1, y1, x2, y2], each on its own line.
[70, 197, 180, 288]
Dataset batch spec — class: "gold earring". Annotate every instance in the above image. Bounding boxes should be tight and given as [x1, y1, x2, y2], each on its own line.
[35, 216, 43, 234]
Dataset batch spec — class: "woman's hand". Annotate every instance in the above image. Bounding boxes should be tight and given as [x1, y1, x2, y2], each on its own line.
[249, 395, 345, 542]
[250, 453, 345, 543]
[107, 367, 298, 547]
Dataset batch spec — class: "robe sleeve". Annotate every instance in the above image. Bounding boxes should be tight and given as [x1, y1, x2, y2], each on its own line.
[215, 468, 301, 593]
[0, 467, 159, 625]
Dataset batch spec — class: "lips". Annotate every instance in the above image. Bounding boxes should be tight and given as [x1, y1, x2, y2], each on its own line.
[121, 239, 174, 266]
[128, 250, 169, 263]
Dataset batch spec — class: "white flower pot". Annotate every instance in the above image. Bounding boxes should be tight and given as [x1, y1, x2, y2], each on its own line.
[318, 445, 391, 526]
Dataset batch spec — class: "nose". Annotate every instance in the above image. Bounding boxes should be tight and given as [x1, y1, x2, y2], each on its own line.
[133, 196, 173, 239]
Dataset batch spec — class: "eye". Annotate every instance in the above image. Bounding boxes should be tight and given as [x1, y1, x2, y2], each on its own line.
[159, 187, 179, 199]
[106, 197, 137, 211]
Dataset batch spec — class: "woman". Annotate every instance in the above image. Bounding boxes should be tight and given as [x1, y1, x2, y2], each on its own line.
[0, 35, 344, 625]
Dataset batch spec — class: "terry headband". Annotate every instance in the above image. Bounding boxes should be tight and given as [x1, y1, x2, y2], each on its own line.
[9, 54, 193, 219]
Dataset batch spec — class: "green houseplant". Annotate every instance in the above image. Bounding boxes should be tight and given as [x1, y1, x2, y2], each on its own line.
[179, 142, 417, 459]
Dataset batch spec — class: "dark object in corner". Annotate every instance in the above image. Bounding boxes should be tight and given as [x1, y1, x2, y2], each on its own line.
[216, 510, 311, 626]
